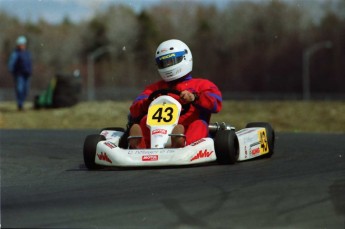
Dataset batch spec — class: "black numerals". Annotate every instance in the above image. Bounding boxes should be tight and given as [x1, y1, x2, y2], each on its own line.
[152, 107, 174, 123]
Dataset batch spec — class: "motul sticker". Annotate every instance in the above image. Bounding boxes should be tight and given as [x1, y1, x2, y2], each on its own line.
[97, 152, 112, 163]
[191, 149, 213, 161]
[142, 155, 159, 161]
[152, 129, 167, 135]
[104, 141, 117, 149]
[190, 138, 206, 146]
[251, 147, 260, 155]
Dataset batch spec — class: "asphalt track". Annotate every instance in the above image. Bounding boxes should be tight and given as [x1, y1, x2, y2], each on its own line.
[1, 129, 344, 229]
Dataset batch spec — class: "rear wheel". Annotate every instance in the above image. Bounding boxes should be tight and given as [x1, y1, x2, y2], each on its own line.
[83, 134, 106, 170]
[214, 130, 239, 164]
[245, 122, 275, 158]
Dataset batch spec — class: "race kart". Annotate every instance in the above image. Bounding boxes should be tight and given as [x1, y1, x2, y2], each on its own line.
[83, 89, 275, 170]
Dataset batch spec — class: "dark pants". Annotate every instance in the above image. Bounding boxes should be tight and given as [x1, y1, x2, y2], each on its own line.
[14, 75, 30, 109]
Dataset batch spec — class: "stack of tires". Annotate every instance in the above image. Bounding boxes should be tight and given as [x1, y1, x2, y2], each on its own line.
[34, 72, 81, 109]
[53, 73, 81, 108]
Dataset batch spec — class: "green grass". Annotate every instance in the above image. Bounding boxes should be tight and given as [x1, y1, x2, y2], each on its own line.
[0, 101, 344, 132]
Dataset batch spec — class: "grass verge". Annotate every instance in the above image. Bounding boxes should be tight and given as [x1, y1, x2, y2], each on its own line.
[0, 100, 344, 133]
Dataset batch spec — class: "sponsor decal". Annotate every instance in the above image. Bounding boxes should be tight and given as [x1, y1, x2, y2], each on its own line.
[251, 147, 260, 155]
[191, 149, 214, 161]
[128, 149, 175, 155]
[97, 152, 112, 163]
[142, 155, 159, 161]
[237, 129, 256, 136]
[250, 142, 260, 148]
[152, 129, 168, 135]
[258, 129, 269, 153]
[104, 141, 117, 149]
[159, 53, 175, 60]
[190, 138, 206, 146]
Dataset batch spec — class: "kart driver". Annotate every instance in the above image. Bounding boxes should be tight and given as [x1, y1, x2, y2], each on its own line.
[129, 39, 222, 148]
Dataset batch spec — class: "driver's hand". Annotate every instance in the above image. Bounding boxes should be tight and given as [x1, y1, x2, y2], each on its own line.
[180, 90, 195, 104]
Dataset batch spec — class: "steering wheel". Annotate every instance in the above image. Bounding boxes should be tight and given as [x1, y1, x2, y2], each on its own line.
[148, 88, 191, 116]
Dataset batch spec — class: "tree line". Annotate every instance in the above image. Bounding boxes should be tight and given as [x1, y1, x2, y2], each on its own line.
[1, 0, 344, 99]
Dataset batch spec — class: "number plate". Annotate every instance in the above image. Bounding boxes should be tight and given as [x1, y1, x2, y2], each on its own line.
[147, 104, 178, 126]
[258, 129, 269, 154]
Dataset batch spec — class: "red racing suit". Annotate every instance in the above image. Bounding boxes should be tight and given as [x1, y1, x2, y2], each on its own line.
[129, 74, 222, 148]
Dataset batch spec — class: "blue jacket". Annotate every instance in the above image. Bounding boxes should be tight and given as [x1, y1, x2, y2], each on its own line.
[8, 49, 32, 76]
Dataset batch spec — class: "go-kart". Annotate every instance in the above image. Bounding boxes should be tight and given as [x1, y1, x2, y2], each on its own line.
[83, 89, 275, 170]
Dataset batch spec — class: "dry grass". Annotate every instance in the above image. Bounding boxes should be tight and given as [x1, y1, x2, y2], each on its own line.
[0, 100, 344, 132]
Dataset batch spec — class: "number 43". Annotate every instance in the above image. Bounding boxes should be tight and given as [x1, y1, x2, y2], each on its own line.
[152, 107, 173, 123]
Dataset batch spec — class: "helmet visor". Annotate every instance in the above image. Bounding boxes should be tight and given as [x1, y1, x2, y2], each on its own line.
[156, 51, 185, 69]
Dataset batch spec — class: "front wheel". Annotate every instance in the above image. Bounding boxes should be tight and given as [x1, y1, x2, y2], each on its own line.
[83, 134, 106, 170]
[245, 122, 275, 158]
[214, 130, 239, 164]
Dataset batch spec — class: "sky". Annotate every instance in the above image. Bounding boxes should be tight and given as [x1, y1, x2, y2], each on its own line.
[0, 0, 232, 24]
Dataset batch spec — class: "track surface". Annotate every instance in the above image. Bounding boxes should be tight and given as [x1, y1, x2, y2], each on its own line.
[1, 130, 344, 228]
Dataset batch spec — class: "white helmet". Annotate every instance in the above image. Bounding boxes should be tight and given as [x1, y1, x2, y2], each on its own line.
[155, 39, 193, 82]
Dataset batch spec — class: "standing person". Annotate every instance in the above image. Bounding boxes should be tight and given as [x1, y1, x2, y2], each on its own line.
[129, 39, 222, 149]
[8, 35, 32, 111]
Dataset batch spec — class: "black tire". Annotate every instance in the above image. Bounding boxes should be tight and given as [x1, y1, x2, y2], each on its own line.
[83, 134, 106, 170]
[214, 130, 239, 164]
[53, 73, 81, 108]
[245, 122, 275, 158]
